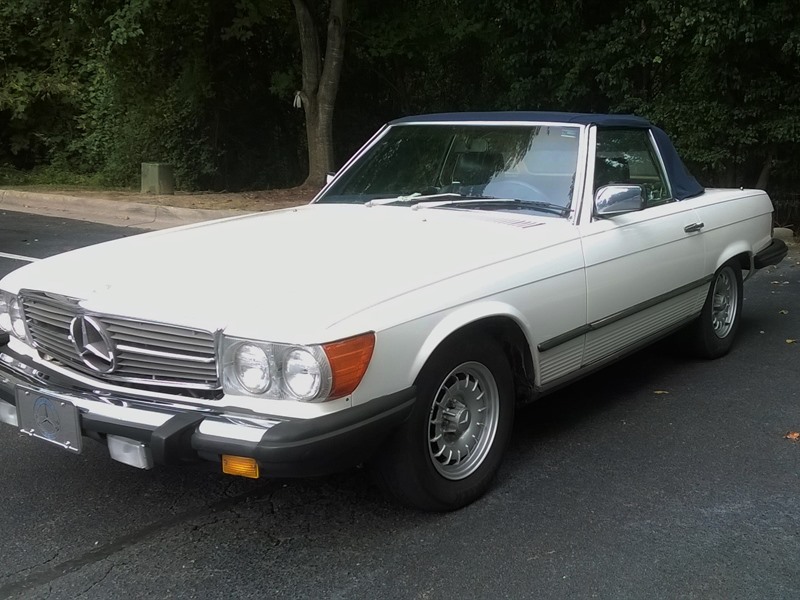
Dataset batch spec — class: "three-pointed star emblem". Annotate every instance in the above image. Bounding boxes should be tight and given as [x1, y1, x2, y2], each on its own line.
[69, 315, 116, 373]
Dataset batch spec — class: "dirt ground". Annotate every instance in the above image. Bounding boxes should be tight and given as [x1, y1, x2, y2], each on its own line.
[12, 185, 321, 212]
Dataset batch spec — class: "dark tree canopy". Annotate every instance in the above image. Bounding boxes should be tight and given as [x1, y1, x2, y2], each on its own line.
[1, 0, 798, 219]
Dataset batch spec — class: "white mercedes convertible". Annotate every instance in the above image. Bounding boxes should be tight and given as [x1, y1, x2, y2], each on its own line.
[0, 112, 787, 510]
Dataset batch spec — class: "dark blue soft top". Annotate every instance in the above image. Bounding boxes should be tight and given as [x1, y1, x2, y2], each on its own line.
[390, 112, 704, 200]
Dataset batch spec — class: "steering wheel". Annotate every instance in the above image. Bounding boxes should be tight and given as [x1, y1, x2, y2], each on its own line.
[483, 179, 547, 202]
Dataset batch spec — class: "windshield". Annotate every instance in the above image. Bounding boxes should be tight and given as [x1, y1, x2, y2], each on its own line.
[317, 123, 581, 216]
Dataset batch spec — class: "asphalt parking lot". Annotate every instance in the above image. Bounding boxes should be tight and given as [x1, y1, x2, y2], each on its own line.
[0, 209, 798, 599]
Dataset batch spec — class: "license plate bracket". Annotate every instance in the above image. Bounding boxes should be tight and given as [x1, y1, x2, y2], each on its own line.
[16, 387, 82, 453]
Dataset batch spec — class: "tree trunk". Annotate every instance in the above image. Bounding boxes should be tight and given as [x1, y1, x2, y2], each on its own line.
[756, 149, 774, 191]
[292, 0, 346, 188]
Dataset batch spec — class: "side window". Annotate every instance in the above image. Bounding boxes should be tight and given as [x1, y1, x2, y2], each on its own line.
[594, 128, 672, 207]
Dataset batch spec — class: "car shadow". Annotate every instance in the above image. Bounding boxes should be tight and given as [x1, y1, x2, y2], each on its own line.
[512, 340, 683, 437]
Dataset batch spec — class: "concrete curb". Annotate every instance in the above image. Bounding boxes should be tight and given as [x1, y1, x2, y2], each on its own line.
[0, 189, 253, 230]
[774, 227, 796, 243]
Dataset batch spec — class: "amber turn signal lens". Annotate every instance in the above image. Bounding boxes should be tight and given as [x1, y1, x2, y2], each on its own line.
[323, 332, 375, 399]
[222, 455, 260, 479]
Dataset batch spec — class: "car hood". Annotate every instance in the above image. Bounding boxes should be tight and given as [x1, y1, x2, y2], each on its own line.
[3, 204, 573, 341]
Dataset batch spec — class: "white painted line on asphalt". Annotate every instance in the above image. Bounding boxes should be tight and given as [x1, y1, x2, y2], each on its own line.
[0, 252, 39, 263]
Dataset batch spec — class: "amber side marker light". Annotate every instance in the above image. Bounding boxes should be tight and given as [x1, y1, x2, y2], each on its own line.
[222, 455, 260, 479]
[323, 332, 376, 399]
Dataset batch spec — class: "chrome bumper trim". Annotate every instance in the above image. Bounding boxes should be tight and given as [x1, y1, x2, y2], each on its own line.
[0, 353, 279, 445]
[1, 346, 417, 478]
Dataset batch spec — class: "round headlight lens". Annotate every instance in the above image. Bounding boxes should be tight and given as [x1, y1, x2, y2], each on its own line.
[9, 297, 26, 339]
[284, 348, 322, 400]
[0, 294, 11, 332]
[234, 343, 271, 394]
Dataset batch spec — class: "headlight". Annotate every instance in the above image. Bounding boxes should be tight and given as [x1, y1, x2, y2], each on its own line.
[0, 292, 27, 340]
[221, 333, 374, 402]
[284, 348, 323, 399]
[0, 293, 10, 332]
[9, 297, 26, 339]
[233, 343, 271, 394]
[222, 337, 331, 401]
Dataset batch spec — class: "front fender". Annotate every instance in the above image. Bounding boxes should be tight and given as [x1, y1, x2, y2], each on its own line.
[409, 301, 533, 383]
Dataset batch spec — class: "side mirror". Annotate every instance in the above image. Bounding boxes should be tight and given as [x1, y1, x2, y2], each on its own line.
[326, 171, 337, 185]
[594, 185, 645, 218]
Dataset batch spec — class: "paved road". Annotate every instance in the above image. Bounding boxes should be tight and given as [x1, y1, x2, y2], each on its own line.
[0, 210, 798, 599]
[0, 210, 145, 265]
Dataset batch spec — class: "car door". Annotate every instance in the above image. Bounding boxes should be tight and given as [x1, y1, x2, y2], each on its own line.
[578, 127, 708, 367]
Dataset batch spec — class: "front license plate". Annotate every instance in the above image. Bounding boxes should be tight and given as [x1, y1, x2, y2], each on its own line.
[16, 388, 82, 453]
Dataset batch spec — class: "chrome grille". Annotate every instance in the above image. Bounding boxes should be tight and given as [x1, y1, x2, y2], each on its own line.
[20, 290, 219, 390]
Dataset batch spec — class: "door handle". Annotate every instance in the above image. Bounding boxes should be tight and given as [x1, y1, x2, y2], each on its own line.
[684, 222, 704, 233]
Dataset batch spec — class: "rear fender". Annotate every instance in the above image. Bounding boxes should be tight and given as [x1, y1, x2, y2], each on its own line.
[713, 241, 754, 274]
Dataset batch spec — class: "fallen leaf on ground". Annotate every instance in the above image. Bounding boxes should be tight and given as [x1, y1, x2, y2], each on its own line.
[779, 309, 789, 314]
[787, 339, 797, 344]
[653, 390, 669, 395]
[784, 431, 800, 441]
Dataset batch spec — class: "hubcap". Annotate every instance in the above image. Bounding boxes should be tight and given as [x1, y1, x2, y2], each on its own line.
[711, 267, 738, 339]
[427, 361, 500, 480]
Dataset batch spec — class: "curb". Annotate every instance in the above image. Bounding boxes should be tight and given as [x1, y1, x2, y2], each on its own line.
[0, 189, 252, 231]
[774, 227, 796, 243]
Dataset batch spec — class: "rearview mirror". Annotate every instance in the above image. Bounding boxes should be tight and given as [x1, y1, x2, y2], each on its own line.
[326, 171, 337, 185]
[594, 185, 645, 218]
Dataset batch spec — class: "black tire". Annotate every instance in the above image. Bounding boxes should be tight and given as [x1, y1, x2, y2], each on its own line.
[371, 335, 515, 511]
[689, 260, 743, 359]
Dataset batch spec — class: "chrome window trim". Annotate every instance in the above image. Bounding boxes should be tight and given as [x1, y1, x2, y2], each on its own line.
[588, 126, 673, 215]
[380, 120, 584, 127]
[648, 128, 674, 200]
[571, 124, 590, 226]
[315, 120, 587, 222]
[312, 123, 390, 201]
[582, 125, 601, 224]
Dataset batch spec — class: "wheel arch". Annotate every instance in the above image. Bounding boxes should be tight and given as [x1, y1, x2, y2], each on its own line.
[714, 242, 753, 275]
[411, 303, 537, 405]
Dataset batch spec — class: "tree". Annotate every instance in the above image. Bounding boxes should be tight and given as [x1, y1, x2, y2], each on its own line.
[0, 0, 86, 170]
[579, 0, 800, 189]
[2, 0, 799, 207]
[291, 0, 346, 186]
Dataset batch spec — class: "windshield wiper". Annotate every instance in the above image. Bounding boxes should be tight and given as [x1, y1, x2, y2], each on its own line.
[365, 193, 571, 217]
[411, 197, 571, 217]
[365, 192, 464, 207]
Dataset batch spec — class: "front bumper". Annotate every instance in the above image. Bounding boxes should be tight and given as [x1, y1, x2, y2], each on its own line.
[0, 346, 415, 477]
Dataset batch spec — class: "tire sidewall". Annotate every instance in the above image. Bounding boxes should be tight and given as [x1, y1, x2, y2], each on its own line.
[384, 336, 515, 511]
[697, 261, 743, 358]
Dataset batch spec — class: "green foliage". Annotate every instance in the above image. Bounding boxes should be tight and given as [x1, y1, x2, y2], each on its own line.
[575, 0, 800, 186]
[0, 165, 104, 187]
[0, 0, 83, 169]
[0, 0, 798, 196]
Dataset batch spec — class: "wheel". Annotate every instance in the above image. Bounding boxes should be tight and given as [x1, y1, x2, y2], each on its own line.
[689, 260, 743, 358]
[372, 335, 515, 511]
